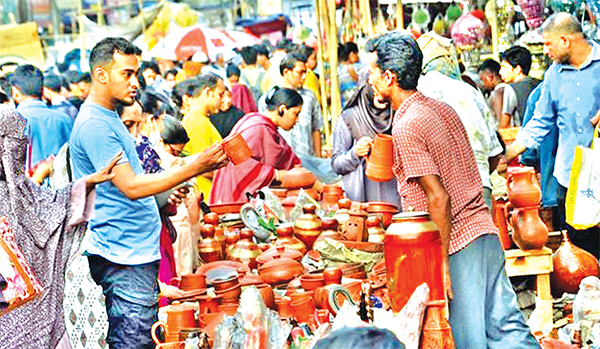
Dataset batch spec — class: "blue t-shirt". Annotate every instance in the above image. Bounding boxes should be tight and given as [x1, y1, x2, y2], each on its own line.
[69, 102, 161, 265]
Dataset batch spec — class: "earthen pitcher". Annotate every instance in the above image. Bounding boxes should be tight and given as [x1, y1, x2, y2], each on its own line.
[506, 205, 548, 250]
[507, 167, 541, 207]
[365, 134, 394, 182]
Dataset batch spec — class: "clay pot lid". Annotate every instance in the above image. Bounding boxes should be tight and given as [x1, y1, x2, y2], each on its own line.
[281, 196, 298, 207]
[258, 254, 303, 274]
[281, 165, 317, 189]
[365, 216, 382, 227]
[257, 245, 303, 264]
[366, 201, 399, 212]
[337, 198, 352, 209]
[321, 218, 338, 231]
[276, 225, 294, 237]
[392, 211, 430, 220]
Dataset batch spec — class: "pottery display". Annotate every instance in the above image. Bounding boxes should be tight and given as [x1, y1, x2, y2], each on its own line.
[551, 231, 600, 296]
[281, 165, 317, 189]
[491, 197, 513, 250]
[177, 273, 206, 291]
[507, 167, 542, 207]
[384, 212, 445, 313]
[221, 132, 253, 165]
[257, 283, 276, 309]
[198, 224, 223, 263]
[316, 218, 342, 243]
[366, 201, 399, 229]
[323, 267, 343, 285]
[294, 204, 323, 250]
[197, 260, 247, 283]
[333, 198, 352, 232]
[506, 205, 548, 250]
[225, 230, 240, 257]
[366, 216, 386, 243]
[275, 297, 294, 318]
[227, 228, 261, 269]
[258, 254, 305, 286]
[204, 212, 226, 256]
[152, 302, 197, 343]
[343, 209, 368, 242]
[291, 296, 316, 324]
[420, 300, 455, 349]
[257, 245, 303, 265]
[274, 225, 307, 255]
[365, 134, 394, 182]
[299, 273, 326, 291]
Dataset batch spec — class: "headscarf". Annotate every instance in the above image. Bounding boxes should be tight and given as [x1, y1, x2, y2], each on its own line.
[340, 80, 393, 138]
[417, 32, 461, 79]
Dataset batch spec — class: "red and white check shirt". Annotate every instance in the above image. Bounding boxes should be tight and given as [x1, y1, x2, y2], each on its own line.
[392, 92, 498, 255]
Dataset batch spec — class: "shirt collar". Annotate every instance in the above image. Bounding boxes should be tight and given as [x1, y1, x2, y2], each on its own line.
[394, 91, 425, 119]
[16, 99, 46, 109]
[558, 40, 600, 72]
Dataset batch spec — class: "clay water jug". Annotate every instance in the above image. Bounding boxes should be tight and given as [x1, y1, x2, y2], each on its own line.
[274, 225, 307, 255]
[384, 212, 445, 313]
[507, 167, 541, 207]
[507, 205, 548, 250]
[198, 224, 223, 263]
[420, 300, 455, 349]
[294, 204, 322, 250]
[491, 197, 513, 250]
[551, 231, 600, 296]
[228, 229, 261, 269]
[365, 134, 394, 182]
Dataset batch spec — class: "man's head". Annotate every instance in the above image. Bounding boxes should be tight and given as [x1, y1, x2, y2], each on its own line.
[189, 74, 226, 116]
[499, 46, 532, 83]
[43, 73, 63, 102]
[298, 45, 317, 71]
[10, 64, 44, 103]
[541, 12, 584, 64]
[141, 61, 161, 87]
[280, 52, 308, 89]
[255, 45, 270, 68]
[226, 64, 240, 84]
[366, 31, 422, 104]
[313, 327, 404, 349]
[240, 46, 258, 66]
[345, 42, 360, 64]
[75, 72, 91, 99]
[477, 59, 501, 92]
[89, 37, 140, 108]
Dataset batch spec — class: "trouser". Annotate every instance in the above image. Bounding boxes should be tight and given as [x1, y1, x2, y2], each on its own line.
[557, 185, 600, 258]
[87, 254, 160, 349]
[449, 234, 540, 349]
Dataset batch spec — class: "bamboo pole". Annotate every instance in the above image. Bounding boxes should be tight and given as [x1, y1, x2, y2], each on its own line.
[365, 0, 373, 37]
[489, 0, 499, 61]
[97, 0, 104, 25]
[328, 0, 341, 127]
[396, 0, 403, 29]
[78, 0, 86, 63]
[314, 0, 331, 147]
[138, 0, 146, 32]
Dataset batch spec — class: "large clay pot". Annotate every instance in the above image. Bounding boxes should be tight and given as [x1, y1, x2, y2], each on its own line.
[491, 197, 513, 250]
[420, 300, 455, 349]
[506, 205, 548, 250]
[274, 225, 307, 255]
[299, 273, 325, 291]
[551, 231, 600, 296]
[281, 165, 317, 189]
[366, 202, 399, 229]
[152, 302, 197, 343]
[365, 134, 394, 182]
[384, 212, 445, 313]
[204, 212, 226, 256]
[294, 204, 323, 250]
[507, 167, 542, 207]
[227, 229, 261, 269]
[366, 216, 386, 243]
[258, 254, 304, 286]
[198, 224, 223, 263]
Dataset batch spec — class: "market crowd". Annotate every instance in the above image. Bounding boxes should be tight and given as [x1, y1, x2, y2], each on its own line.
[0, 10, 597, 349]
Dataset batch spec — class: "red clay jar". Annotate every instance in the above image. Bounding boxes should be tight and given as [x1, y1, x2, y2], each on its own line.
[215, 283, 242, 303]
[420, 300, 455, 349]
[299, 273, 326, 291]
[274, 225, 307, 255]
[221, 132, 253, 165]
[366, 215, 386, 243]
[333, 198, 352, 232]
[365, 134, 394, 182]
[551, 231, 600, 296]
[366, 201, 399, 229]
[507, 205, 548, 250]
[281, 165, 317, 189]
[211, 274, 239, 291]
[294, 204, 323, 250]
[507, 166, 542, 207]
[198, 224, 223, 263]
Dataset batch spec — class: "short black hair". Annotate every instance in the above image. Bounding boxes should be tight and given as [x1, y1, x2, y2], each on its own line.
[141, 61, 161, 76]
[164, 69, 178, 79]
[240, 46, 258, 65]
[161, 116, 190, 145]
[365, 32, 422, 91]
[64, 70, 81, 85]
[345, 42, 359, 55]
[501, 46, 533, 75]
[477, 59, 501, 76]
[44, 73, 63, 93]
[280, 52, 307, 76]
[313, 327, 405, 349]
[194, 74, 220, 97]
[264, 86, 303, 111]
[10, 64, 44, 98]
[297, 45, 315, 61]
[138, 90, 164, 117]
[89, 37, 137, 71]
[172, 78, 197, 108]
[133, 45, 143, 56]
[75, 72, 91, 84]
[255, 44, 269, 57]
[226, 64, 241, 78]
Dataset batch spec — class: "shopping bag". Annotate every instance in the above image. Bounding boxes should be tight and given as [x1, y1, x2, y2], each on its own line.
[0, 216, 43, 316]
[565, 128, 600, 230]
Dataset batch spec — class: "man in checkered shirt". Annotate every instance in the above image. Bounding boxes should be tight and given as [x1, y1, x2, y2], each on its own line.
[366, 31, 540, 348]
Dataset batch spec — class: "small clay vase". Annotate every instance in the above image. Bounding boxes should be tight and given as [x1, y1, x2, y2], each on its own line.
[204, 212, 227, 256]
[551, 231, 600, 296]
[281, 165, 317, 189]
[333, 198, 352, 233]
[294, 204, 323, 250]
[507, 205, 548, 250]
[366, 216, 386, 243]
[323, 267, 343, 285]
[365, 134, 394, 182]
[315, 218, 342, 243]
[507, 167, 541, 207]
[221, 132, 253, 165]
[225, 230, 240, 257]
[420, 300, 455, 349]
[274, 225, 307, 255]
[198, 224, 223, 263]
[343, 209, 368, 242]
[227, 229, 261, 269]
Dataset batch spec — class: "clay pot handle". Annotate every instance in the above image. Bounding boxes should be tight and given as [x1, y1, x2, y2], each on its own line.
[504, 202, 514, 232]
[327, 285, 356, 315]
[151, 320, 166, 345]
[507, 174, 514, 196]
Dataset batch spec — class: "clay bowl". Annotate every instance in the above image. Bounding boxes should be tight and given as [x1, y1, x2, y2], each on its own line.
[258, 255, 304, 286]
[217, 302, 239, 316]
[288, 290, 314, 304]
[214, 283, 242, 303]
[366, 202, 399, 228]
[257, 245, 303, 265]
[178, 273, 207, 291]
[211, 274, 239, 292]
[275, 297, 294, 318]
[209, 202, 245, 215]
[281, 165, 317, 190]
[299, 274, 325, 291]
[291, 297, 316, 324]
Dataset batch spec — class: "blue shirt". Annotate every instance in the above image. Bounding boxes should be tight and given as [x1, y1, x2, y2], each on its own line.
[517, 40, 600, 187]
[69, 102, 161, 265]
[16, 99, 73, 169]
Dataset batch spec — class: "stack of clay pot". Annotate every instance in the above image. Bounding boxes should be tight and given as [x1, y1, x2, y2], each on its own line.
[505, 167, 548, 250]
[212, 274, 241, 315]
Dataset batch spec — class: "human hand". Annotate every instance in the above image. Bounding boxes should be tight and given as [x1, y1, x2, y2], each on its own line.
[496, 156, 508, 177]
[30, 156, 54, 184]
[443, 258, 453, 301]
[591, 109, 600, 127]
[194, 144, 229, 175]
[85, 152, 122, 189]
[354, 137, 373, 158]
[168, 186, 189, 206]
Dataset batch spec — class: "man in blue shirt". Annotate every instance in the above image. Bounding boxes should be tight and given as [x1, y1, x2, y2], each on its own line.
[43, 73, 79, 120]
[69, 37, 228, 349]
[10, 64, 73, 171]
[503, 13, 600, 256]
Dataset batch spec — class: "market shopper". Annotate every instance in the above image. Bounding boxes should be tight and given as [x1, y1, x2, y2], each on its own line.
[366, 31, 539, 348]
[313, 327, 405, 349]
[69, 37, 228, 349]
[478, 58, 506, 122]
[503, 12, 600, 257]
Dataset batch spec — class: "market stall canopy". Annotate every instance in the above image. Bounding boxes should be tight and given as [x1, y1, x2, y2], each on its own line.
[235, 14, 291, 36]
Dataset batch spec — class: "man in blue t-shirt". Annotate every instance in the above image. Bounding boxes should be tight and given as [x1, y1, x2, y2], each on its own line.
[69, 37, 228, 349]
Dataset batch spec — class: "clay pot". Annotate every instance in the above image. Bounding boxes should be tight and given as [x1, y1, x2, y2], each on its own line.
[323, 267, 343, 285]
[221, 132, 253, 165]
[333, 198, 352, 233]
[211, 274, 239, 291]
[178, 273, 207, 291]
[507, 205, 548, 250]
[196, 294, 223, 315]
[366, 216, 386, 243]
[152, 302, 197, 343]
[156, 342, 185, 349]
[288, 289, 314, 304]
[339, 262, 367, 280]
[215, 283, 242, 303]
[209, 202, 245, 215]
[217, 302, 239, 316]
[275, 297, 294, 318]
[281, 165, 317, 189]
[258, 254, 304, 286]
[315, 218, 342, 244]
[492, 197, 513, 250]
[291, 296, 316, 324]
[274, 225, 307, 255]
[281, 196, 298, 215]
[366, 201, 399, 229]
[204, 212, 227, 256]
[239, 272, 263, 286]
[257, 245, 303, 265]
[299, 273, 326, 291]
[365, 134, 394, 182]
[385, 212, 445, 313]
[225, 230, 240, 256]
[551, 231, 600, 296]
[507, 167, 541, 207]
[322, 184, 344, 209]
[257, 283, 276, 309]
[294, 204, 323, 250]
[198, 224, 223, 263]
[342, 209, 368, 242]
[420, 300, 455, 349]
[270, 187, 288, 199]
[227, 229, 261, 269]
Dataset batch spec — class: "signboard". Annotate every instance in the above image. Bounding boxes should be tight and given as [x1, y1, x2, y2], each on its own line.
[0, 22, 46, 69]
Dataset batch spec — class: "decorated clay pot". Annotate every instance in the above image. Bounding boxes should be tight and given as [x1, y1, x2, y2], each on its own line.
[316, 218, 342, 243]
[366, 201, 399, 229]
[274, 225, 307, 255]
[294, 204, 323, 250]
[258, 254, 304, 286]
[221, 132, 253, 165]
[281, 165, 317, 189]
[366, 216, 386, 243]
[551, 231, 600, 296]
[198, 224, 223, 263]
[204, 212, 226, 256]
[333, 198, 352, 232]
[385, 212, 444, 313]
[366, 134, 394, 182]
[506, 205, 548, 250]
[507, 167, 541, 207]
[227, 228, 261, 269]
[420, 300, 455, 349]
[257, 245, 303, 265]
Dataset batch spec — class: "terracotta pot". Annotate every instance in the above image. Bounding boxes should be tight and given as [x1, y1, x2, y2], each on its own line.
[339, 262, 366, 279]
[507, 205, 548, 250]
[227, 229, 261, 269]
[420, 300, 455, 349]
[257, 245, 303, 265]
[365, 134, 394, 182]
[322, 183, 344, 195]
[209, 202, 245, 215]
[333, 198, 352, 233]
[239, 272, 263, 286]
[294, 204, 323, 250]
[257, 283, 276, 309]
[281, 165, 317, 189]
[275, 297, 294, 318]
[178, 273, 206, 291]
[211, 274, 239, 291]
[217, 302, 239, 316]
[288, 289, 315, 304]
[366, 216, 386, 243]
[342, 209, 368, 242]
[258, 254, 304, 286]
[204, 212, 227, 256]
[291, 296, 316, 324]
[270, 187, 288, 199]
[507, 167, 541, 207]
[152, 302, 198, 343]
[196, 294, 223, 315]
[274, 225, 307, 255]
[385, 212, 445, 313]
[366, 201, 399, 229]
[551, 231, 600, 296]
[491, 197, 513, 250]
[221, 132, 253, 165]
[156, 342, 185, 349]
[199, 311, 224, 328]
[299, 273, 325, 291]
[225, 230, 240, 256]
[315, 218, 342, 244]
[323, 267, 343, 285]
[215, 283, 242, 303]
[281, 196, 298, 215]
[198, 224, 223, 263]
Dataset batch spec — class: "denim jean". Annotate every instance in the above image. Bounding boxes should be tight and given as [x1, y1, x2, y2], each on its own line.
[449, 234, 540, 349]
[87, 254, 160, 349]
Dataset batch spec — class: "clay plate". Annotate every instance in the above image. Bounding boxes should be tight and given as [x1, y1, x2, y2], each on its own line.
[197, 260, 248, 282]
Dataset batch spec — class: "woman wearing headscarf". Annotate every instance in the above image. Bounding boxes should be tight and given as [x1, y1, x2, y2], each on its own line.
[0, 106, 118, 349]
[331, 81, 401, 207]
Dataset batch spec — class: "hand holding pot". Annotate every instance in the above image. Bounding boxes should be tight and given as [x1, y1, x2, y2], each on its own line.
[354, 137, 373, 157]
